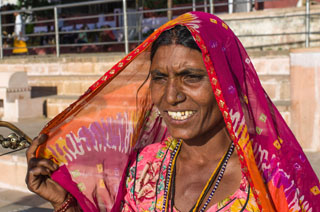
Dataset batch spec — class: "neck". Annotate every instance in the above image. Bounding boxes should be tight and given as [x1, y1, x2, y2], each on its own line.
[179, 123, 231, 164]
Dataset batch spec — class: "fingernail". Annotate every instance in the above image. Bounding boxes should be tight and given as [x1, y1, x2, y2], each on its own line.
[46, 168, 51, 176]
[54, 163, 59, 170]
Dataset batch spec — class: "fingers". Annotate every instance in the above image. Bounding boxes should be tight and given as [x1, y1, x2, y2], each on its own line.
[26, 166, 51, 192]
[26, 134, 48, 161]
[26, 166, 55, 193]
[26, 158, 59, 189]
[29, 166, 52, 177]
[28, 158, 59, 172]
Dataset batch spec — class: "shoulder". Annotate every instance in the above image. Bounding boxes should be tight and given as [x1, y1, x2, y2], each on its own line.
[135, 137, 180, 164]
[122, 138, 181, 211]
[126, 137, 179, 184]
[124, 142, 170, 205]
[125, 138, 176, 188]
[127, 142, 169, 181]
[138, 142, 168, 162]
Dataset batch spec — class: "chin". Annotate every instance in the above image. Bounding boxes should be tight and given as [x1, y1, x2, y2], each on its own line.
[167, 128, 196, 141]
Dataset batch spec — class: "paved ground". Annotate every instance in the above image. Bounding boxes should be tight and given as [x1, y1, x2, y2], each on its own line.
[0, 188, 52, 212]
[0, 118, 50, 142]
[0, 117, 319, 211]
[0, 118, 50, 156]
[0, 118, 53, 211]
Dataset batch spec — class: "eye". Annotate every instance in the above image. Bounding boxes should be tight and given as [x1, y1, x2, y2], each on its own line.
[151, 73, 167, 84]
[184, 74, 204, 83]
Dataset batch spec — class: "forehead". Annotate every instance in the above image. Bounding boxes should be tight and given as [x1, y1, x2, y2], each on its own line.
[150, 44, 205, 72]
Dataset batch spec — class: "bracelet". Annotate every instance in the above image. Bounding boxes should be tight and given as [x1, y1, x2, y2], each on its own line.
[54, 194, 75, 212]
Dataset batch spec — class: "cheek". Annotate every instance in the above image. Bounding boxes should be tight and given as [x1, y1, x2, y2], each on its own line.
[195, 84, 216, 106]
[196, 85, 222, 120]
[150, 83, 161, 106]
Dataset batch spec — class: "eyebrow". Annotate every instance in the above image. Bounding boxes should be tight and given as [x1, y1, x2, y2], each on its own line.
[176, 68, 207, 77]
[150, 69, 167, 76]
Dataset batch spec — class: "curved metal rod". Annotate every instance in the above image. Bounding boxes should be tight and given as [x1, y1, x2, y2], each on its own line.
[0, 121, 32, 144]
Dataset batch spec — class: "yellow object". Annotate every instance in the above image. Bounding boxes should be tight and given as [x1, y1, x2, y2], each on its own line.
[12, 39, 28, 54]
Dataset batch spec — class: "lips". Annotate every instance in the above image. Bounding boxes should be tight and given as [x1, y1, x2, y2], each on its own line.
[166, 110, 196, 121]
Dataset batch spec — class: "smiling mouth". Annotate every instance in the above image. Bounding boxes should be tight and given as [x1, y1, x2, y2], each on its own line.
[167, 111, 196, 121]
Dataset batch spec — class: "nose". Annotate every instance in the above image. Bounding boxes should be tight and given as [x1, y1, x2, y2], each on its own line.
[165, 78, 186, 105]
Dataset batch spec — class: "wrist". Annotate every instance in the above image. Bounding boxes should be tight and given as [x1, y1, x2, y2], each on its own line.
[53, 193, 76, 212]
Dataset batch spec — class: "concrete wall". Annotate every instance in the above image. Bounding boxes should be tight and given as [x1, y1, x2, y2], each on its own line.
[290, 47, 320, 151]
[0, 154, 27, 192]
[250, 52, 291, 126]
[219, 5, 320, 50]
[0, 53, 125, 76]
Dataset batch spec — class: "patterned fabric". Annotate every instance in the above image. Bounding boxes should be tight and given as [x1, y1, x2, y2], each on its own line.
[122, 139, 260, 212]
[36, 12, 320, 212]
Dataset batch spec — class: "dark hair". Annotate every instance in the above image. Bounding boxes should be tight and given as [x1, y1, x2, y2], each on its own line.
[150, 25, 201, 61]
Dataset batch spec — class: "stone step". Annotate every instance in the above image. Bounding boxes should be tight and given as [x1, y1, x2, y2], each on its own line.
[28, 71, 149, 96]
[259, 74, 290, 101]
[46, 93, 140, 118]
[251, 54, 290, 75]
[0, 53, 126, 76]
[28, 75, 100, 96]
[46, 95, 79, 118]
[0, 152, 29, 193]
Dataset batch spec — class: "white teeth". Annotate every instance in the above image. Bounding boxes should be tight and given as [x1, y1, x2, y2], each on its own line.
[167, 111, 195, 120]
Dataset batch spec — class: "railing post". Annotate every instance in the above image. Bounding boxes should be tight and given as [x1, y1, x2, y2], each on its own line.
[0, 0, 3, 59]
[228, 0, 233, 13]
[209, 0, 214, 14]
[138, 7, 143, 42]
[305, 0, 310, 48]
[54, 7, 60, 57]
[192, 0, 196, 11]
[122, 0, 129, 54]
[204, 0, 208, 13]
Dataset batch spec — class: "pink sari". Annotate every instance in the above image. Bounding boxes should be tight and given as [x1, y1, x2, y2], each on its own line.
[36, 12, 320, 211]
[122, 140, 260, 211]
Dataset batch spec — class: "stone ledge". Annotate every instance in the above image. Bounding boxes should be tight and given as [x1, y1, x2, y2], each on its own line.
[219, 5, 320, 20]
[290, 46, 320, 53]
[0, 152, 29, 192]
[273, 100, 291, 106]
[0, 53, 126, 64]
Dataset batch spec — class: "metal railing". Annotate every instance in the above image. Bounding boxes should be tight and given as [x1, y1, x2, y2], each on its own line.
[0, 0, 318, 59]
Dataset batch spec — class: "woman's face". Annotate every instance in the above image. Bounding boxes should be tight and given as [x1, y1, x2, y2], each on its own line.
[150, 44, 223, 142]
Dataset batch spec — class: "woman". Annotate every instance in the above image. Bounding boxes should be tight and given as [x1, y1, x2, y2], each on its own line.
[26, 12, 319, 212]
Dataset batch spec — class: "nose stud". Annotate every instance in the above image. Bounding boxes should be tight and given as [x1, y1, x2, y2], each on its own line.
[176, 93, 185, 101]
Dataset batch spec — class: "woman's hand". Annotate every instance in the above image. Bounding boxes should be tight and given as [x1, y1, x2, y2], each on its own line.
[25, 134, 68, 209]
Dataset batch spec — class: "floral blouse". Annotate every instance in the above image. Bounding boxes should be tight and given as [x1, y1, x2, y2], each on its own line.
[122, 138, 260, 212]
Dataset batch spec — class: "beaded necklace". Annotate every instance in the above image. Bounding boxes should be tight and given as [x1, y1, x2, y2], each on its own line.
[197, 143, 234, 212]
[162, 139, 183, 211]
[162, 140, 234, 212]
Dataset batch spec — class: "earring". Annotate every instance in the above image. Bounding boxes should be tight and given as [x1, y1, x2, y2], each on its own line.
[155, 107, 161, 116]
